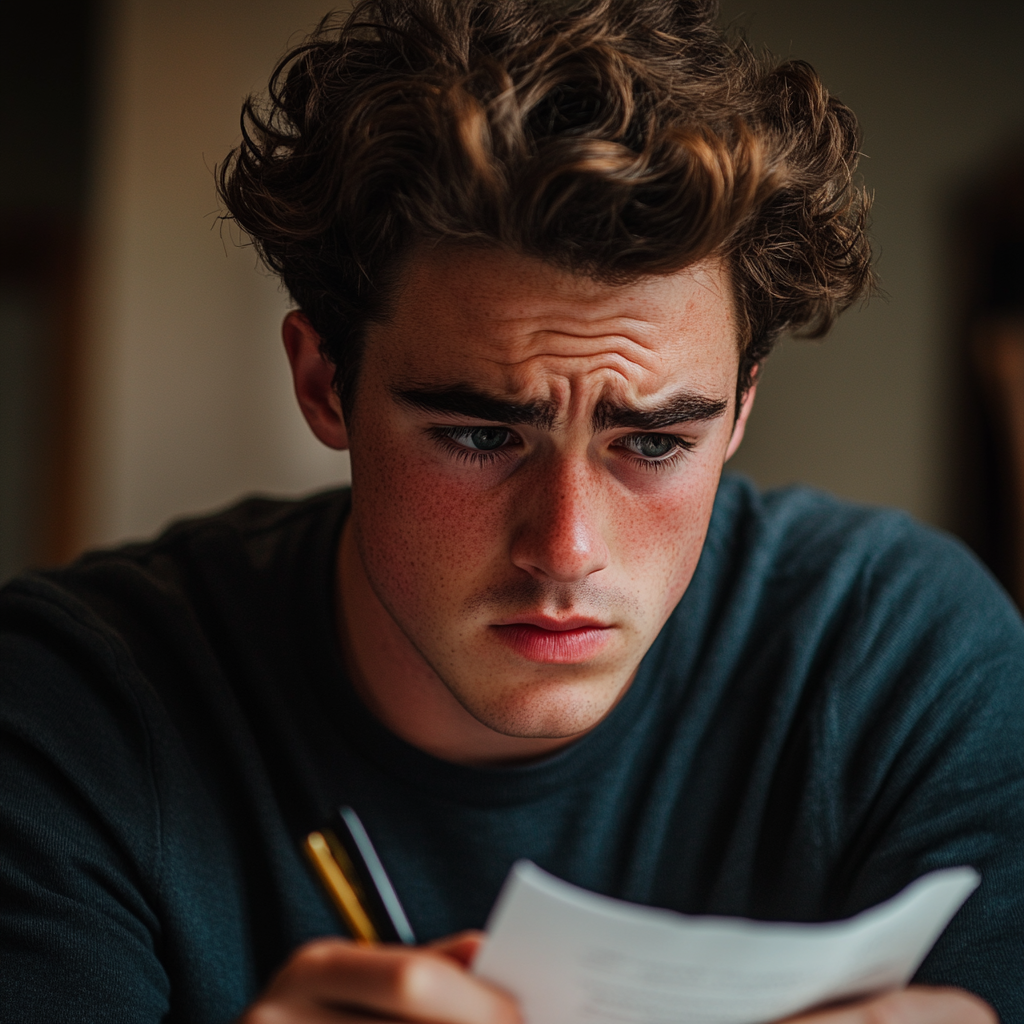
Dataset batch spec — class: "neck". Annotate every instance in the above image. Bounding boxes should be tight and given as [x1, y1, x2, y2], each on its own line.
[335, 519, 582, 766]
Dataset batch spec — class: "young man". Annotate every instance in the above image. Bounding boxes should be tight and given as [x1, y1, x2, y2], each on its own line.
[1, 2, 1020, 1022]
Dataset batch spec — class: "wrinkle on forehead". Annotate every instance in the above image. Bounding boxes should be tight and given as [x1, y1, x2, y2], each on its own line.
[470, 308, 685, 406]
[479, 333, 666, 407]
[375, 247, 737, 416]
[475, 320, 732, 417]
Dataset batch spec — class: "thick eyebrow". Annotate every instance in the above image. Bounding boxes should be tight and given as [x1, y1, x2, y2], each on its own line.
[592, 390, 729, 431]
[393, 382, 729, 433]
[393, 384, 558, 429]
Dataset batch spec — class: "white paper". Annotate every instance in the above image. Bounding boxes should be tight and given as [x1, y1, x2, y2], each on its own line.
[474, 861, 979, 1024]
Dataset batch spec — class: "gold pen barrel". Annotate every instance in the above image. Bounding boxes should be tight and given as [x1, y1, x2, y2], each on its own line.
[304, 830, 380, 944]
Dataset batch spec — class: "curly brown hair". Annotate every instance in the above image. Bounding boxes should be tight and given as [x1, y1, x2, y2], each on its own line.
[218, 0, 873, 412]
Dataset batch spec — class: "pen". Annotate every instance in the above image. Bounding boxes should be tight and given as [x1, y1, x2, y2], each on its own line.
[304, 805, 417, 946]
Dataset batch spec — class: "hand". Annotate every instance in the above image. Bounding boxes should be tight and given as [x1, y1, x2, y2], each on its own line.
[238, 931, 520, 1024]
[783, 985, 996, 1023]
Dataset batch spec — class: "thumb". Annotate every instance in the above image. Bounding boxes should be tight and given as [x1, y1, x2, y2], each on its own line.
[429, 930, 486, 968]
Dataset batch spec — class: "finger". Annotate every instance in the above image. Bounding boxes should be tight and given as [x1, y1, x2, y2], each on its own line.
[244, 1001, 446, 1024]
[243, 1003, 382, 1024]
[428, 931, 486, 968]
[272, 938, 520, 1024]
[782, 986, 997, 1024]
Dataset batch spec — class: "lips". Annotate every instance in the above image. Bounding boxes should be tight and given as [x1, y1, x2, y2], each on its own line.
[490, 615, 614, 664]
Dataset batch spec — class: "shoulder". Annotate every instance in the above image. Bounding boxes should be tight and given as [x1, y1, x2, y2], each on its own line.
[707, 473, 1021, 638]
[0, 487, 349, 788]
[685, 475, 1024, 734]
[70, 486, 349, 586]
[710, 472, 970, 570]
[0, 487, 350, 883]
[2, 487, 348, 629]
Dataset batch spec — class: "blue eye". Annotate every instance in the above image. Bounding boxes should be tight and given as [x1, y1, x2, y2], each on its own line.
[431, 425, 521, 464]
[619, 433, 685, 460]
[633, 435, 676, 458]
[459, 427, 510, 451]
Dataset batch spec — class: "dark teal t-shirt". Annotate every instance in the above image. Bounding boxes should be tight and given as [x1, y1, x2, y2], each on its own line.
[2, 475, 1023, 1023]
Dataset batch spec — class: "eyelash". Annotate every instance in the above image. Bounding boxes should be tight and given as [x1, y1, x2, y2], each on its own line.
[430, 427, 522, 465]
[430, 427, 695, 471]
[614, 434, 695, 472]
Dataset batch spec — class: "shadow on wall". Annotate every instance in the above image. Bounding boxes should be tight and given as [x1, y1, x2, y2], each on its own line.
[952, 144, 1024, 607]
[0, 1, 97, 581]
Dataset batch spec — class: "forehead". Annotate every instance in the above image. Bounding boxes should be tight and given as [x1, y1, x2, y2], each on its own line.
[366, 245, 739, 402]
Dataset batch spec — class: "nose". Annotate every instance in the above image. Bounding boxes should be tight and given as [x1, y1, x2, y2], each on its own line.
[510, 455, 610, 583]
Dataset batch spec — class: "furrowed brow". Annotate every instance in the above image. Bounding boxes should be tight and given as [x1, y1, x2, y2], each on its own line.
[393, 384, 558, 429]
[593, 391, 729, 431]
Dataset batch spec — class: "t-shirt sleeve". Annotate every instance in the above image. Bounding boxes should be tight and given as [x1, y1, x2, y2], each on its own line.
[0, 586, 171, 1023]
[826, 528, 1024, 1020]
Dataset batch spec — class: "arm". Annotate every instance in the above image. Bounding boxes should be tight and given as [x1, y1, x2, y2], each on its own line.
[801, 525, 1024, 1016]
[0, 599, 171, 1021]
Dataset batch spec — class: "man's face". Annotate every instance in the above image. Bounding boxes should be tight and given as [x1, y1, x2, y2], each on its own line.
[344, 246, 749, 740]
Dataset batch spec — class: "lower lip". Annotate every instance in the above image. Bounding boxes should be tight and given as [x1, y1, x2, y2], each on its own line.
[491, 624, 613, 663]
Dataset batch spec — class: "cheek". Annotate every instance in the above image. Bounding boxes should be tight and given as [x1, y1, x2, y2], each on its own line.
[349, 438, 509, 610]
[612, 460, 722, 614]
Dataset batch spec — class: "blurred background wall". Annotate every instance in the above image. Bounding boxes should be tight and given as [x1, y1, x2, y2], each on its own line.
[79, 0, 351, 554]
[721, 0, 1024, 530]
[2, 0, 1023, 582]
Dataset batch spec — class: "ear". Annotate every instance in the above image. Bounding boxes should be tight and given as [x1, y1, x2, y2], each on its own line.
[724, 368, 758, 461]
[282, 310, 349, 450]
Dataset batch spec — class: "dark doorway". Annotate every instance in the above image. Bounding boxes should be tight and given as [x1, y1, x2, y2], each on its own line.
[952, 146, 1024, 606]
[1, 1, 99, 580]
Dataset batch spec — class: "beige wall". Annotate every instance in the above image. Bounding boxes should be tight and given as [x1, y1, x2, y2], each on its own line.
[81, 0, 352, 549]
[722, 0, 1024, 526]
[78, 0, 1024, 550]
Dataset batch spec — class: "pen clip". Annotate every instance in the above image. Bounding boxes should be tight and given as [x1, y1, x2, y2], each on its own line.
[304, 806, 417, 946]
[333, 806, 416, 945]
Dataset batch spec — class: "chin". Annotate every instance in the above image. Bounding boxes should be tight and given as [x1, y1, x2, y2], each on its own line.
[448, 674, 623, 740]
